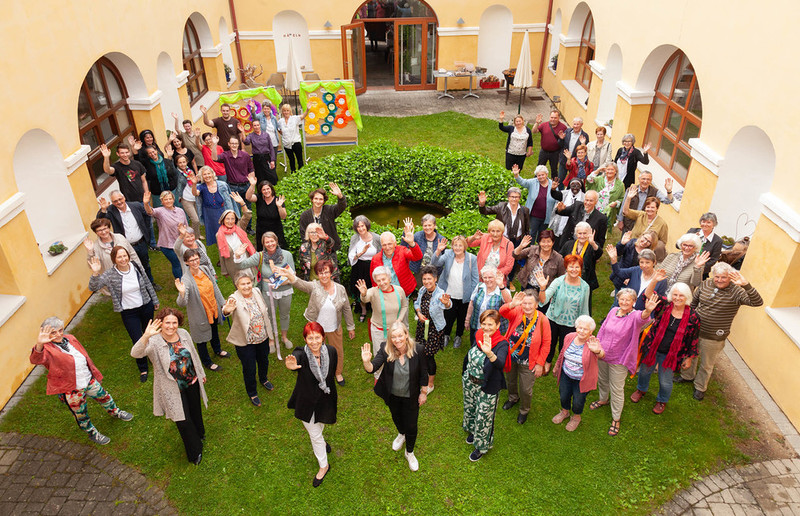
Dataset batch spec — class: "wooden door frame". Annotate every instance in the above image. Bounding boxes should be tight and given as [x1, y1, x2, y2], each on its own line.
[340, 21, 367, 94]
[393, 18, 437, 91]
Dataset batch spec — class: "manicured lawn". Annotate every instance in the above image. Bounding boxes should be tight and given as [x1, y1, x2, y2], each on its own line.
[1, 113, 752, 515]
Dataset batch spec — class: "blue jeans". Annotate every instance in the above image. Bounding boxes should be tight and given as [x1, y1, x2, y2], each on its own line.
[636, 352, 674, 403]
[529, 216, 548, 243]
[559, 370, 587, 414]
[160, 247, 182, 279]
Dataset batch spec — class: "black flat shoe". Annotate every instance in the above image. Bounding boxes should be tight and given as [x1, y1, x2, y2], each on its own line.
[517, 413, 528, 425]
[312, 464, 330, 487]
[215, 350, 231, 358]
[502, 399, 518, 410]
[193, 453, 202, 465]
[139, 372, 148, 383]
[325, 442, 332, 453]
[209, 363, 223, 372]
[250, 396, 261, 407]
[336, 377, 345, 386]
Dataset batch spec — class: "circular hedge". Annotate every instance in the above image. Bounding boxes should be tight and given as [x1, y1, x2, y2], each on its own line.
[278, 140, 515, 280]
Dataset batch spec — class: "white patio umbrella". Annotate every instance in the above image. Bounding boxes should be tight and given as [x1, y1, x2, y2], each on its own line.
[284, 37, 304, 110]
[513, 30, 534, 113]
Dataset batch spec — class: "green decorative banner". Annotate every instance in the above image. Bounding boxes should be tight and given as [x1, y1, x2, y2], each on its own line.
[298, 81, 363, 130]
[218, 87, 283, 107]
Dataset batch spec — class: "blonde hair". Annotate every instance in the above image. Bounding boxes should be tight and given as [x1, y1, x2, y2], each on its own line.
[385, 321, 415, 361]
[451, 235, 468, 249]
[487, 219, 505, 232]
[304, 222, 322, 241]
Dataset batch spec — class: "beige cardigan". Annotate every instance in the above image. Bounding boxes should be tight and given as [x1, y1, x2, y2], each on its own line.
[363, 286, 408, 330]
[223, 288, 275, 347]
[293, 278, 355, 331]
[130, 328, 208, 422]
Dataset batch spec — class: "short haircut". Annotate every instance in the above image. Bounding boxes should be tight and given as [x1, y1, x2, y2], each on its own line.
[352, 215, 372, 231]
[604, 162, 618, 173]
[304, 222, 322, 241]
[616, 288, 638, 302]
[380, 231, 397, 244]
[622, 133, 636, 144]
[534, 164, 549, 175]
[41, 316, 65, 331]
[574, 144, 587, 154]
[584, 190, 599, 201]
[638, 170, 652, 179]
[234, 271, 254, 285]
[218, 209, 239, 226]
[563, 254, 584, 269]
[480, 265, 498, 278]
[699, 212, 718, 226]
[372, 266, 389, 282]
[487, 219, 505, 232]
[595, 126, 607, 135]
[182, 119, 192, 126]
[574, 221, 592, 236]
[538, 229, 556, 243]
[159, 190, 174, 200]
[676, 233, 703, 251]
[303, 321, 325, 340]
[110, 245, 130, 264]
[156, 307, 185, 325]
[183, 249, 200, 262]
[257, 180, 276, 197]
[229, 135, 240, 145]
[309, 188, 328, 202]
[202, 132, 213, 141]
[550, 110, 560, 116]
[668, 282, 693, 305]
[314, 259, 335, 275]
[451, 235, 468, 249]
[479, 309, 501, 325]
[638, 249, 657, 263]
[262, 231, 279, 246]
[711, 262, 735, 277]
[575, 314, 596, 331]
[421, 214, 436, 225]
[175, 154, 188, 164]
[109, 190, 123, 199]
[644, 196, 661, 209]
[507, 187, 522, 197]
[572, 117, 583, 123]
[220, 103, 231, 109]
[419, 265, 438, 279]
[117, 143, 131, 154]
[90, 218, 112, 232]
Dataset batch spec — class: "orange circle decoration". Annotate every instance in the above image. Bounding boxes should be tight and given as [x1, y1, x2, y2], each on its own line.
[344, 109, 354, 121]
[237, 107, 249, 118]
[320, 123, 332, 135]
[334, 116, 347, 128]
[306, 122, 320, 135]
[335, 94, 348, 108]
[242, 122, 252, 132]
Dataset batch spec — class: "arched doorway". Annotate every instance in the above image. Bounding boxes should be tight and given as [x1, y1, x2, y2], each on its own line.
[78, 56, 138, 193]
[343, 0, 438, 92]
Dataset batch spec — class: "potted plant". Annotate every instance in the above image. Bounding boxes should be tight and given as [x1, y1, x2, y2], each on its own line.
[48, 241, 67, 256]
[550, 55, 558, 70]
[224, 64, 232, 83]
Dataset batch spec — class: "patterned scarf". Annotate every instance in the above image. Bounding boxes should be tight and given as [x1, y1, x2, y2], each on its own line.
[619, 146, 631, 165]
[644, 305, 691, 370]
[576, 158, 588, 180]
[216, 212, 255, 258]
[304, 344, 330, 394]
[667, 252, 697, 288]
[264, 246, 285, 267]
[54, 337, 70, 352]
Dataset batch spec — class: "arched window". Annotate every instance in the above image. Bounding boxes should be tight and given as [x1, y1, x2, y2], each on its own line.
[644, 50, 702, 184]
[574, 14, 595, 90]
[78, 57, 136, 193]
[183, 19, 208, 104]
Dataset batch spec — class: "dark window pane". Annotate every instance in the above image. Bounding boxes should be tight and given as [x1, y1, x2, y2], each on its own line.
[658, 136, 675, 164]
[674, 149, 691, 181]
[100, 117, 115, 144]
[681, 119, 701, 145]
[666, 108, 682, 134]
[78, 89, 93, 126]
[81, 128, 99, 150]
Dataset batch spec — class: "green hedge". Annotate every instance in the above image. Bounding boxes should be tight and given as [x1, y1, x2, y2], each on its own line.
[278, 140, 515, 282]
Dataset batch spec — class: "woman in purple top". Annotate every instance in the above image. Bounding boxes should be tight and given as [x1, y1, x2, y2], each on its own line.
[144, 190, 189, 280]
[591, 288, 657, 436]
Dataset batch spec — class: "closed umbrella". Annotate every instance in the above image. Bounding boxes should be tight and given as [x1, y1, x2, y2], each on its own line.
[513, 30, 534, 113]
[285, 37, 304, 110]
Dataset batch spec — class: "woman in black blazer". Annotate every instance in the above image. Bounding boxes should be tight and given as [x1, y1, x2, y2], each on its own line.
[285, 321, 338, 487]
[461, 310, 509, 462]
[498, 111, 534, 171]
[614, 133, 651, 189]
[361, 321, 428, 472]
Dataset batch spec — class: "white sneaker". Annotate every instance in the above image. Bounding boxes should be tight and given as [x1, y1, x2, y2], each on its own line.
[392, 433, 406, 451]
[405, 451, 419, 471]
[426, 385, 435, 394]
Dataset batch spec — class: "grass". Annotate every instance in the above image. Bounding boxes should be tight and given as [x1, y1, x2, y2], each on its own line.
[1, 113, 753, 515]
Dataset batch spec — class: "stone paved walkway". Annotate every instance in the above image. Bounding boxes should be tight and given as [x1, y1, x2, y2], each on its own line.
[657, 458, 800, 515]
[0, 432, 174, 515]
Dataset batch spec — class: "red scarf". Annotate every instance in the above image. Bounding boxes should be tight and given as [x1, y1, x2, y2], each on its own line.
[216, 223, 255, 258]
[643, 304, 690, 370]
[475, 329, 506, 368]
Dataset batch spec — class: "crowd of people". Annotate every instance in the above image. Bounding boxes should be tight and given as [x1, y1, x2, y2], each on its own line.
[32, 106, 762, 487]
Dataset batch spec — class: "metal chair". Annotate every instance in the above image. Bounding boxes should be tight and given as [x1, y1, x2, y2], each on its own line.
[265, 73, 286, 95]
[303, 72, 321, 82]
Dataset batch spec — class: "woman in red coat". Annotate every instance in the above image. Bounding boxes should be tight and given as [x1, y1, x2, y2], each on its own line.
[30, 317, 133, 445]
[370, 218, 423, 297]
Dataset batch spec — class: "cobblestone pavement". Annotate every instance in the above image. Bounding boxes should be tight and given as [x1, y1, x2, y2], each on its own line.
[656, 459, 800, 515]
[0, 432, 175, 515]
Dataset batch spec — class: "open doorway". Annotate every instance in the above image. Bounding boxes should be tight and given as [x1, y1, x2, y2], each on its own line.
[343, 0, 438, 92]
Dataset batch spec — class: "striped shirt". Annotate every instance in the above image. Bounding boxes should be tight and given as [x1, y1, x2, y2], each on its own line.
[691, 279, 763, 340]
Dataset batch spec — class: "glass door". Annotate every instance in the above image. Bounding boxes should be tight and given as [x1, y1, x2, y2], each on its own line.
[394, 19, 437, 91]
[340, 22, 367, 94]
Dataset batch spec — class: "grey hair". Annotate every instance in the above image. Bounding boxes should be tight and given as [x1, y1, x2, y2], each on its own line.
[668, 282, 694, 305]
[534, 164, 549, 175]
[699, 212, 718, 226]
[380, 231, 397, 243]
[622, 133, 636, 144]
[480, 265, 498, 278]
[352, 215, 371, 231]
[572, 117, 584, 123]
[108, 190, 123, 199]
[638, 170, 652, 178]
[262, 231, 279, 245]
[584, 190, 599, 201]
[574, 221, 592, 237]
[421, 214, 436, 225]
[372, 266, 390, 282]
[41, 316, 65, 330]
[616, 288, 638, 302]
[603, 162, 618, 172]
[711, 262, 735, 277]
[507, 187, 522, 197]
[638, 249, 657, 263]
[575, 314, 596, 332]
[676, 233, 703, 251]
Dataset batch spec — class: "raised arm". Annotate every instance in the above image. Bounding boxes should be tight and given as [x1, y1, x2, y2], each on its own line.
[200, 105, 214, 128]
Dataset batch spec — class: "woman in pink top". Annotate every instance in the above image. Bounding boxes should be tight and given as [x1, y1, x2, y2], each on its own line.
[144, 190, 188, 280]
[466, 219, 515, 287]
[591, 289, 657, 436]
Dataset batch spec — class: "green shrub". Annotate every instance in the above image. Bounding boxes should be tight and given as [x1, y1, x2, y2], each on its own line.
[279, 140, 515, 283]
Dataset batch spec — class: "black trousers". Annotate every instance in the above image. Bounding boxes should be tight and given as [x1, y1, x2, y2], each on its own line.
[195, 320, 222, 367]
[175, 381, 205, 462]
[235, 339, 269, 397]
[120, 301, 154, 373]
[253, 153, 279, 185]
[537, 149, 560, 179]
[283, 143, 304, 172]
[426, 354, 437, 376]
[387, 394, 420, 453]
[443, 298, 468, 337]
[505, 152, 527, 171]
